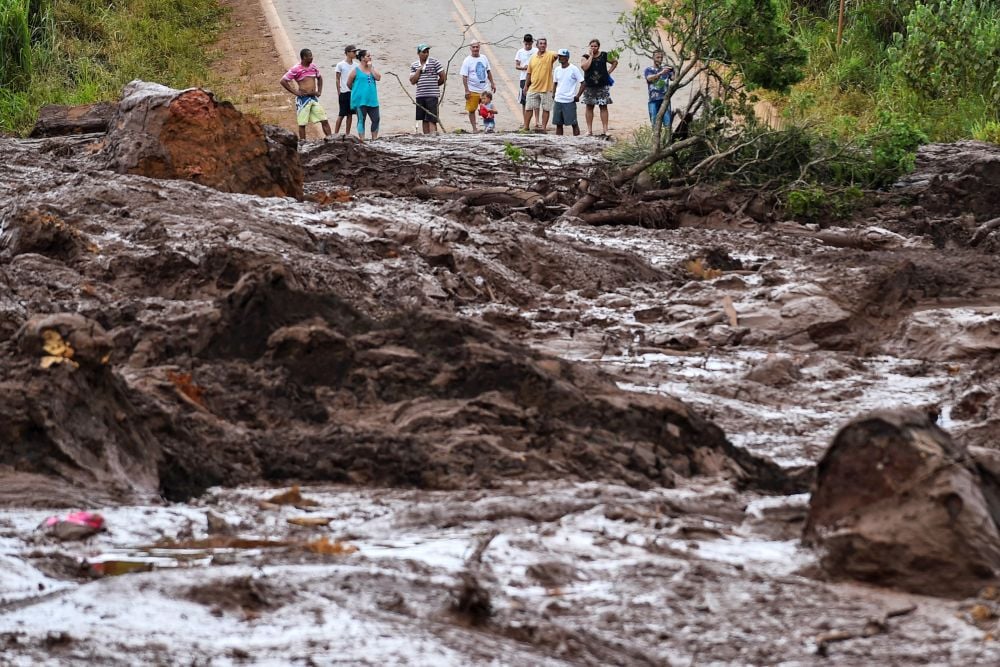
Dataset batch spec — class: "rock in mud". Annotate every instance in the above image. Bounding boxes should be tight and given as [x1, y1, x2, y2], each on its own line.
[898, 141, 1000, 218]
[804, 410, 1000, 597]
[104, 81, 302, 198]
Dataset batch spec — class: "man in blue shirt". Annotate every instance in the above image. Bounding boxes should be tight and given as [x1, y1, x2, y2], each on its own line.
[644, 50, 674, 129]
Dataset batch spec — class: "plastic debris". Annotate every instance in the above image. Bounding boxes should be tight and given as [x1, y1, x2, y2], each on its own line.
[41, 511, 105, 541]
[89, 560, 154, 577]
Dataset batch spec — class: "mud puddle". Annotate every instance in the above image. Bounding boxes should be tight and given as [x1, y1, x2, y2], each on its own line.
[3, 481, 996, 665]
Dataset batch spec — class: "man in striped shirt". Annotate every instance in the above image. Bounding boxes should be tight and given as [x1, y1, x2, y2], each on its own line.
[409, 44, 446, 134]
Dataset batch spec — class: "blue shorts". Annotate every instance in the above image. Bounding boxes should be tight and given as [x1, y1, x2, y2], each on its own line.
[552, 101, 578, 127]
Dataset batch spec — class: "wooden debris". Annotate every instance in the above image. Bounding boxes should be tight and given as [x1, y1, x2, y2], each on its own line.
[412, 185, 544, 207]
[29, 102, 118, 138]
[287, 516, 333, 528]
[722, 295, 739, 327]
[264, 485, 319, 508]
[815, 605, 917, 656]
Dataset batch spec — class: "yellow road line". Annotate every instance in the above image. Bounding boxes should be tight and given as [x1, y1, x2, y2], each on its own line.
[448, 0, 522, 120]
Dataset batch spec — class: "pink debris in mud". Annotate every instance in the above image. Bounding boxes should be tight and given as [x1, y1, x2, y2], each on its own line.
[41, 511, 105, 541]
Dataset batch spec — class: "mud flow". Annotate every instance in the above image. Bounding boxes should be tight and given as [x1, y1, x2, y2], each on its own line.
[3, 98, 1000, 664]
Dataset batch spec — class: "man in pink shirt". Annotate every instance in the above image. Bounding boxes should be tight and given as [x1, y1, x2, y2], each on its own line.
[280, 48, 333, 140]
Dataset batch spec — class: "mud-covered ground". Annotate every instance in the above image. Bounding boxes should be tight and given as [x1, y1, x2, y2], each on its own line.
[3, 131, 1000, 664]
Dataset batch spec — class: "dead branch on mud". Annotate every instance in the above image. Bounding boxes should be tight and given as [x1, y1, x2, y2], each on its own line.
[814, 605, 917, 657]
[382, 72, 448, 132]
[971, 216, 1000, 246]
[413, 184, 544, 208]
[564, 0, 806, 222]
[565, 135, 703, 218]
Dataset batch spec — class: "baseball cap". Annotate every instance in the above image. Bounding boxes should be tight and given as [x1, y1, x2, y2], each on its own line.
[345, 44, 356, 53]
[416, 43, 430, 53]
[557, 49, 570, 57]
[523, 33, 533, 41]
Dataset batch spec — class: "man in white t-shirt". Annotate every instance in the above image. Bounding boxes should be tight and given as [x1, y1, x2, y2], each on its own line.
[552, 49, 585, 136]
[514, 33, 537, 127]
[459, 42, 496, 133]
[334, 45, 358, 136]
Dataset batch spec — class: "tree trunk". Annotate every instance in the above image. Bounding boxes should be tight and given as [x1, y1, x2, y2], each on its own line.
[581, 201, 679, 228]
[29, 103, 118, 138]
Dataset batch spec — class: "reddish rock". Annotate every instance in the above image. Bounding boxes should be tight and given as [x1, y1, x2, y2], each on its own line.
[104, 81, 302, 198]
[804, 410, 1000, 597]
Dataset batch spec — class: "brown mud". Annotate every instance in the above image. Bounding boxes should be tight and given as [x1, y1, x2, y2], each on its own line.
[2, 104, 1000, 662]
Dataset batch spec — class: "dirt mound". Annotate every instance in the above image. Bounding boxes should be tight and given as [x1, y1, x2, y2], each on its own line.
[0, 123, 792, 504]
[0, 319, 160, 500]
[898, 141, 1000, 219]
[804, 410, 1000, 597]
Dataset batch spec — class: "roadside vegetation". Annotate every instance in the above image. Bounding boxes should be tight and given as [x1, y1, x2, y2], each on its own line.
[591, 0, 998, 221]
[0, 0, 225, 135]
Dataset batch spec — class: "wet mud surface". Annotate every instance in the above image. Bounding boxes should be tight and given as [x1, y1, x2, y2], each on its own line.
[3, 130, 1000, 663]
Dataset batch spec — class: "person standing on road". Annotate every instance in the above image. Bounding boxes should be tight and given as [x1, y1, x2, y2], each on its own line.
[280, 48, 333, 140]
[410, 43, 446, 134]
[334, 45, 358, 137]
[460, 42, 495, 133]
[347, 50, 381, 141]
[645, 50, 674, 129]
[552, 49, 584, 136]
[523, 37, 558, 132]
[580, 38, 618, 136]
[514, 33, 537, 127]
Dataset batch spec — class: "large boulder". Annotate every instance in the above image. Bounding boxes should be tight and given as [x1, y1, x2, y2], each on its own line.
[804, 410, 1000, 597]
[104, 81, 302, 198]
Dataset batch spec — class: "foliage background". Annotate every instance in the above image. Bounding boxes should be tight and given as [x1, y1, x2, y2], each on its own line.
[0, 0, 224, 135]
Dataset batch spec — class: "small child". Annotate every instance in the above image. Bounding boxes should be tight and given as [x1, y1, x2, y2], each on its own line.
[478, 91, 497, 133]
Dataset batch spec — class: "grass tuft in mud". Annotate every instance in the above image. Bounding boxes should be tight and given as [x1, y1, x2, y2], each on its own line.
[0, 0, 226, 135]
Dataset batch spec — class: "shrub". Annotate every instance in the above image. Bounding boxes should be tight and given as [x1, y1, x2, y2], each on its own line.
[861, 111, 928, 185]
[889, 0, 1000, 104]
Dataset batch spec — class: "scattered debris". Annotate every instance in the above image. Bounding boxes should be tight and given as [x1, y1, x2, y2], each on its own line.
[40, 512, 105, 541]
[305, 536, 357, 555]
[263, 485, 319, 508]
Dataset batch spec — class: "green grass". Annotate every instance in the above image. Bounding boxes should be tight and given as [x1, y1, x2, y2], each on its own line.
[0, 0, 226, 135]
[0, 0, 34, 89]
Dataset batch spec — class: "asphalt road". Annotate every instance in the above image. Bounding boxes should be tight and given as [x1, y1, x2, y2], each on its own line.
[270, 0, 658, 135]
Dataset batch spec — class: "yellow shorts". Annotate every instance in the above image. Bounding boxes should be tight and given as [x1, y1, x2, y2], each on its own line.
[465, 92, 481, 113]
[296, 99, 328, 126]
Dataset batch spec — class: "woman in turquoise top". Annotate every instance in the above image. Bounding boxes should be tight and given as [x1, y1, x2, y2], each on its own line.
[347, 50, 382, 141]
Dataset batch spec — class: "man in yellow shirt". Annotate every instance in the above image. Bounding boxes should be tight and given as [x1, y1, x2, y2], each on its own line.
[522, 37, 559, 132]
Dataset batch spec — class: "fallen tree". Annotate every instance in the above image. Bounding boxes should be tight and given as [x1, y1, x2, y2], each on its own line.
[565, 0, 805, 219]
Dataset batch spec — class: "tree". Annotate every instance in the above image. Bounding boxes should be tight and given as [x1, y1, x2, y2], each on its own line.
[567, 0, 806, 217]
